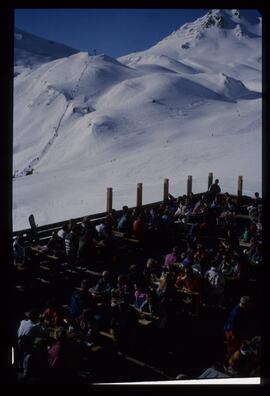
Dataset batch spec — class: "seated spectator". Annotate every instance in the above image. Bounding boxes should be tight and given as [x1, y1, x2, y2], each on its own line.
[80, 216, 97, 238]
[173, 198, 189, 220]
[224, 197, 237, 215]
[247, 192, 262, 217]
[175, 267, 202, 313]
[18, 309, 47, 340]
[110, 301, 138, 353]
[249, 335, 261, 373]
[48, 328, 80, 383]
[106, 209, 118, 229]
[17, 309, 47, 370]
[223, 229, 239, 251]
[144, 258, 161, 284]
[134, 283, 147, 309]
[140, 290, 159, 315]
[164, 246, 181, 270]
[69, 280, 96, 319]
[117, 206, 132, 235]
[156, 272, 178, 328]
[220, 254, 238, 278]
[224, 296, 253, 359]
[250, 244, 262, 267]
[94, 271, 113, 297]
[175, 267, 202, 294]
[148, 207, 161, 229]
[77, 229, 97, 268]
[65, 224, 80, 262]
[161, 209, 174, 226]
[42, 299, 69, 327]
[242, 226, 251, 243]
[156, 272, 175, 297]
[227, 340, 256, 377]
[244, 237, 258, 258]
[20, 337, 49, 384]
[187, 222, 201, 247]
[204, 264, 225, 307]
[188, 192, 197, 209]
[95, 221, 107, 240]
[111, 274, 132, 303]
[13, 234, 26, 265]
[133, 213, 147, 241]
[45, 231, 66, 257]
[127, 264, 145, 289]
[57, 222, 69, 240]
[76, 308, 99, 344]
[96, 225, 115, 259]
[193, 197, 207, 215]
[194, 244, 208, 265]
[254, 218, 262, 241]
[211, 196, 223, 216]
[182, 250, 195, 270]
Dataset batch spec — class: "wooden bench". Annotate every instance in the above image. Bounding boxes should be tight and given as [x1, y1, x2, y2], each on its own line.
[39, 265, 51, 271]
[36, 277, 51, 284]
[100, 330, 114, 340]
[112, 230, 140, 244]
[239, 240, 251, 248]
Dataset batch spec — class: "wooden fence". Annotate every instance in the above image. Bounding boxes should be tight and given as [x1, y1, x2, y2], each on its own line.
[13, 173, 249, 244]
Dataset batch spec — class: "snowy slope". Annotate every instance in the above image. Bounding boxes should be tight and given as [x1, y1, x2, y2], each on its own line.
[14, 27, 78, 76]
[13, 9, 262, 231]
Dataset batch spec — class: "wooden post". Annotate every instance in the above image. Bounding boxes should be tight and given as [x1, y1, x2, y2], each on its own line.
[237, 176, 243, 204]
[106, 188, 113, 212]
[187, 175, 192, 195]
[163, 178, 169, 202]
[208, 172, 213, 190]
[137, 183, 143, 207]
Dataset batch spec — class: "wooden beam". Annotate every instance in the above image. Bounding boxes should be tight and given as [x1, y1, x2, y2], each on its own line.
[106, 187, 113, 212]
[208, 172, 213, 190]
[137, 183, 143, 207]
[163, 178, 169, 202]
[237, 176, 243, 204]
[187, 175, 192, 195]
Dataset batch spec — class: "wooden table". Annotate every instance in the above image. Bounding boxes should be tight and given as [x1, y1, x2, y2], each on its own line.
[31, 245, 59, 261]
[131, 305, 160, 326]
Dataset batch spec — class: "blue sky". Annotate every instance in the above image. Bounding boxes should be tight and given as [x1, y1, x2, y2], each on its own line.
[15, 8, 261, 58]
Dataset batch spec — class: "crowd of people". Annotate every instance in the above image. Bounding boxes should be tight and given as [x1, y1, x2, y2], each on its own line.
[14, 184, 262, 383]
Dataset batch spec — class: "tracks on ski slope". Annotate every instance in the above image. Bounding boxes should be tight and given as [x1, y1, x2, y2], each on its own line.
[15, 59, 90, 178]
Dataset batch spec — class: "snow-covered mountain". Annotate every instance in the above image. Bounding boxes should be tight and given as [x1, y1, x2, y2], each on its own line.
[13, 9, 262, 231]
[14, 27, 78, 76]
[119, 9, 262, 91]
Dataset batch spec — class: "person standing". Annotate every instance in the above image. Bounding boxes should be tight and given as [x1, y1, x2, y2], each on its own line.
[224, 296, 254, 359]
[208, 179, 221, 202]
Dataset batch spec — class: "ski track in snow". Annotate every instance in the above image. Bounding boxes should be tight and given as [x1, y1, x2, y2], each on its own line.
[15, 59, 91, 178]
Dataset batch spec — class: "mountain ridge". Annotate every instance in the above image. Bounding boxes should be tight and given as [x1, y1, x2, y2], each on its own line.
[14, 26, 79, 76]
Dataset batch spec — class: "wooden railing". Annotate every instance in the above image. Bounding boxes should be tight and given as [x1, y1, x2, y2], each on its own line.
[13, 173, 253, 244]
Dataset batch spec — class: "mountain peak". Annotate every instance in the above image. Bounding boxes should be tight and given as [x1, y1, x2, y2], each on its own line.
[188, 9, 243, 32]
[168, 8, 261, 46]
